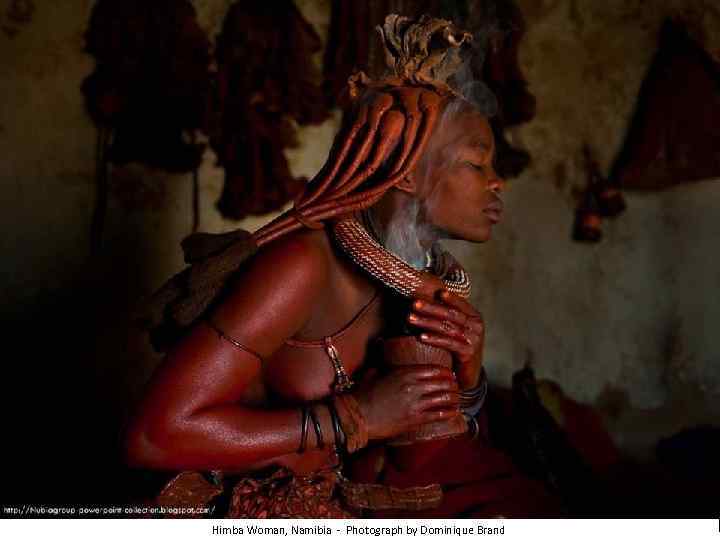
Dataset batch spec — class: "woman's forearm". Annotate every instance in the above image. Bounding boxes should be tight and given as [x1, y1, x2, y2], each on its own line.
[125, 403, 335, 471]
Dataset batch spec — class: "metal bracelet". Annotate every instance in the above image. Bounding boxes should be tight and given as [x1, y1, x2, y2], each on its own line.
[298, 406, 309, 454]
[463, 412, 480, 441]
[326, 400, 347, 451]
[308, 405, 325, 449]
[459, 368, 488, 417]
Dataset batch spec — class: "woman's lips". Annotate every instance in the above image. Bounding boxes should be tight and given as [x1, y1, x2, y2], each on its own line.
[483, 209, 502, 223]
[482, 201, 504, 223]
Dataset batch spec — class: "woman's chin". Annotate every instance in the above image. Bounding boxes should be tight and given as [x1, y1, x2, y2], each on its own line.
[447, 227, 493, 243]
[472, 230, 493, 243]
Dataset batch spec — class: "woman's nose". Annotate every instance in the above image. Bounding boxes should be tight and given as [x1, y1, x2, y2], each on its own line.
[488, 171, 506, 193]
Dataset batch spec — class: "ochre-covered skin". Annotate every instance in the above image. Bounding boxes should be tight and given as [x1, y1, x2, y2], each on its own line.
[124, 82, 505, 477]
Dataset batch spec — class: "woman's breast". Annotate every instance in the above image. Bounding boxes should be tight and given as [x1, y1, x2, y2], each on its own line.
[260, 335, 370, 403]
[260, 303, 384, 404]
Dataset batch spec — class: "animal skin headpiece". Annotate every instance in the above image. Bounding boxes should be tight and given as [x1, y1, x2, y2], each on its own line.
[348, 14, 473, 101]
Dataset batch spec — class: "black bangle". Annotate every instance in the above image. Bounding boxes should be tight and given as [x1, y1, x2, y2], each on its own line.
[308, 405, 325, 449]
[298, 406, 309, 454]
[460, 368, 488, 414]
[459, 368, 488, 397]
[463, 411, 480, 441]
[326, 400, 346, 451]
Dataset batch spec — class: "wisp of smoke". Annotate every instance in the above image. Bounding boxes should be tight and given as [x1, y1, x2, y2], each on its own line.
[368, 8, 503, 268]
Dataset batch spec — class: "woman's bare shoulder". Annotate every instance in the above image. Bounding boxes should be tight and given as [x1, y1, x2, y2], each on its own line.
[210, 229, 335, 356]
[242, 228, 334, 298]
[255, 229, 333, 279]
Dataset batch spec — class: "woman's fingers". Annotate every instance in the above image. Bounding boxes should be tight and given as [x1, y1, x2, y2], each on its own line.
[408, 313, 479, 345]
[407, 313, 468, 341]
[437, 289, 476, 317]
[413, 378, 459, 396]
[418, 331, 474, 356]
[420, 408, 462, 423]
[412, 299, 469, 326]
[417, 390, 460, 411]
[410, 293, 484, 334]
[439, 291, 485, 336]
[402, 365, 456, 381]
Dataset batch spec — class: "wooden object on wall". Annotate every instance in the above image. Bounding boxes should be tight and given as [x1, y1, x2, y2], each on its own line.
[611, 19, 720, 191]
[572, 145, 626, 244]
[210, 1, 330, 220]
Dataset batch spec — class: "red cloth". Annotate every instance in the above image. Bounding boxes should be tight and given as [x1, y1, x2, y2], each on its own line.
[350, 413, 563, 518]
[561, 397, 620, 473]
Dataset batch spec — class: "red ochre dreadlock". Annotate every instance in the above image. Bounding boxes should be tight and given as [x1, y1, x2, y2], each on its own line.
[252, 85, 446, 247]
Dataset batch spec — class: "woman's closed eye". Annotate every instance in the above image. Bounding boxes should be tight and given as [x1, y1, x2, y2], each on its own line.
[466, 162, 486, 173]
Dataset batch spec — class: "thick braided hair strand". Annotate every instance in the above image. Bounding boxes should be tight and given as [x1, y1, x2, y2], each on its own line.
[252, 85, 447, 247]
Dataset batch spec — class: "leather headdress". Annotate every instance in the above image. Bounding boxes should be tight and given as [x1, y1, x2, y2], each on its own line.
[347, 14, 472, 99]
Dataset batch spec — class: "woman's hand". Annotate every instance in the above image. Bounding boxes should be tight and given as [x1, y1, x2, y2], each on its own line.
[353, 365, 460, 440]
[406, 290, 485, 390]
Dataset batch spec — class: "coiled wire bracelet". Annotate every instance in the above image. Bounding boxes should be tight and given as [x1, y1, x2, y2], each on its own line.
[297, 402, 348, 454]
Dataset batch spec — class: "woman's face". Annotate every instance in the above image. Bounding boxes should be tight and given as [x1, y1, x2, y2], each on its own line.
[416, 106, 505, 243]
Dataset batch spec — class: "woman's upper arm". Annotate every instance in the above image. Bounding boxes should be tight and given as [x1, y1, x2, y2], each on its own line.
[133, 234, 330, 428]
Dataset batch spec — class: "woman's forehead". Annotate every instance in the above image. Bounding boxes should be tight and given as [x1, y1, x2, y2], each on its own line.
[433, 110, 494, 154]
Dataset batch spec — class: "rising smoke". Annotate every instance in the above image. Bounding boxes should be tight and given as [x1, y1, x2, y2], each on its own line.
[364, 6, 505, 270]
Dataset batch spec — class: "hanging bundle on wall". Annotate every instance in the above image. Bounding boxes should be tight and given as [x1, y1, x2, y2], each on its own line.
[210, 1, 330, 220]
[82, 0, 211, 249]
[479, 0, 536, 179]
[323, 0, 372, 107]
[611, 19, 720, 191]
[82, 0, 210, 172]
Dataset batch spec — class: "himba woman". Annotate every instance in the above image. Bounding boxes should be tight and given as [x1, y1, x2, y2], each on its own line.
[127, 14, 560, 517]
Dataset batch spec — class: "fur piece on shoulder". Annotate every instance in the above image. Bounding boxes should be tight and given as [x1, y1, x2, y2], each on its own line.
[134, 228, 257, 352]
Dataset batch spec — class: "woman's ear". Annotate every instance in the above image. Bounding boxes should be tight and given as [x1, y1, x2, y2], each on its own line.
[394, 173, 418, 195]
